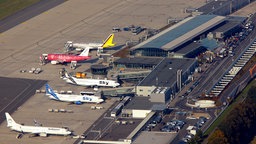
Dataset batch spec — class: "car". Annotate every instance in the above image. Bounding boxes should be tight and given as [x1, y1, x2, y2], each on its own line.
[195, 121, 203, 128]
[34, 68, 42, 74]
[161, 125, 173, 132]
[131, 26, 143, 35]
[20, 70, 26, 73]
[182, 137, 189, 142]
[186, 88, 192, 93]
[112, 27, 121, 33]
[199, 116, 207, 124]
[148, 122, 156, 128]
[163, 108, 172, 115]
[123, 27, 130, 31]
[185, 134, 193, 139]
[193, 81, 199, 87]
[145, 125, 152, 131]
[179, 95, 185, 98]
[153, 115, 162, 123]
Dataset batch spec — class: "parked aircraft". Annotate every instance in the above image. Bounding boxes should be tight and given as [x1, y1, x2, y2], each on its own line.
[65, 33, 116, 51]
[45, 84, 104, 104]
[5, 112, 72, 137]
[62, 69, 120, 88]
[41, 47, 90, 64]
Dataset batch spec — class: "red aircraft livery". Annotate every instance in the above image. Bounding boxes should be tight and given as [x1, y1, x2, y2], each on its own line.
[44, 48, 90, 64]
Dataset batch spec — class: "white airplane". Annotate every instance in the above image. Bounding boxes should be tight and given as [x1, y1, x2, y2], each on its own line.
[62, 70, 120, 88]
[5, 112, 72, 137]
[45, 84, 104, 104]
[65, 33, 116, 51]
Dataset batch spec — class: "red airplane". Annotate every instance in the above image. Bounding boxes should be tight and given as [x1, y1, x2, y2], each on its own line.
[41, 48, 91, 64]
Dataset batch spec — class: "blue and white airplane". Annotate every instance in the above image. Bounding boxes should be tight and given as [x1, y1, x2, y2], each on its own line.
[5, 112, 72, 136]
[45, 84, 104, 105]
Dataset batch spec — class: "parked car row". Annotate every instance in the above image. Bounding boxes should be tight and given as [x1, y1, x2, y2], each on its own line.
[161, 119, 185, 132]
[144, 115, 162, 131]
[182, 116, 208, 143]
[194, 116, 207, 128]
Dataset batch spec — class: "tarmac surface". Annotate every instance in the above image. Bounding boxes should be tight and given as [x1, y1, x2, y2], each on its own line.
[0, 77, 46, 123]
[0, 0, 66, 33]
[0, 0, 206, 144]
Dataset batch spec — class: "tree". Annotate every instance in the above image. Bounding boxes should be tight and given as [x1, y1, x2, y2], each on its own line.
[247, 86, 256, 102]
[250, 136, 256, 144]
[194, 129, 203, 142]
[208, 128, 228, 144]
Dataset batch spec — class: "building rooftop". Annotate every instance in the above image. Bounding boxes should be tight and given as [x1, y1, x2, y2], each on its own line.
[138, 58, 196, 87]
[212, 16, 246, 34]
[125, 96, 161, 110]
[133, 131, 177, 144]
[131, 15, 226, 51]
[200, 38, 219, 51]
[173, 41, 202, 54]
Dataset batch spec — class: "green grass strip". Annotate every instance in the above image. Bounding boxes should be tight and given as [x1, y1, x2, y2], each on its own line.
[0, 0, 40, 20]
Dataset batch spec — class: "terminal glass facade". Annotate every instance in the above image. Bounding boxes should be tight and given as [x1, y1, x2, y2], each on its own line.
[131, 48, 168, 57]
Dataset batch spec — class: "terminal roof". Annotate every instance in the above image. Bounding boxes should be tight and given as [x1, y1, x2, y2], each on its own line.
[131, 15, 225, 51]
[212, 16, 246, 34]
[125, 96, 162, 110]
[138, 58, 196, 87]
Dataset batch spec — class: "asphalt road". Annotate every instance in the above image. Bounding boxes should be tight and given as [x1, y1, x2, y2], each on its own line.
[189, 14, 256, 99]
[0, 0, 66, 33]
[172, 14, 256, 143]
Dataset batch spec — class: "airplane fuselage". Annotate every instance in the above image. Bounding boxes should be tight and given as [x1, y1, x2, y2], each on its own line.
[48, 94, 104, 104]
[66, 76, 120, 88]
[47, 54, 90, 63]
[8, 122, 71, 136]
[73, 43, 102, 49]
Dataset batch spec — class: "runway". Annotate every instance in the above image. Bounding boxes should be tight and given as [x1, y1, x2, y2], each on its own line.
[0, 0, 66, 33]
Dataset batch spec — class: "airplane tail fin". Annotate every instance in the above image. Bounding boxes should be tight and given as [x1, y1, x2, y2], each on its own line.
[45, 84, 60, 100]
[101, 34, 116, 48]
[79, 47, 90, 56]
[62, 69, 77, 85]
[5, 112, 16, 127]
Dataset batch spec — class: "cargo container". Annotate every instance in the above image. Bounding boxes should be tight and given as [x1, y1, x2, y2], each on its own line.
[75, 72, 86, 78]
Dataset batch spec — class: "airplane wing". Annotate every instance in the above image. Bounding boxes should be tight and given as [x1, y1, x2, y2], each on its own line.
[76, 45, 98, 51]
[56, 59, 65, 63]
[30, 130, 48, 137]
[31, 130, 41, 135]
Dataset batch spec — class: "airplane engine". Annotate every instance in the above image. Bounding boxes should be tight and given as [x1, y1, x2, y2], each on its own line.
[39, 133, 47, 137]
[75, 101, 82, 105]
[51, 61, 58, 65]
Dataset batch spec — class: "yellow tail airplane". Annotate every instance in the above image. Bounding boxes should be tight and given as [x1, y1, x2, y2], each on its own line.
[65, 34, 116, 51]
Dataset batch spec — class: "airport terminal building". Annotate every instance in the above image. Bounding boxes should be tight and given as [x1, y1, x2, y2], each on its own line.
[114, 57, 197, 103]
[135, 58, 197, 102]
[129, 14, 246, 59]
[130, 15, 226, 58]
